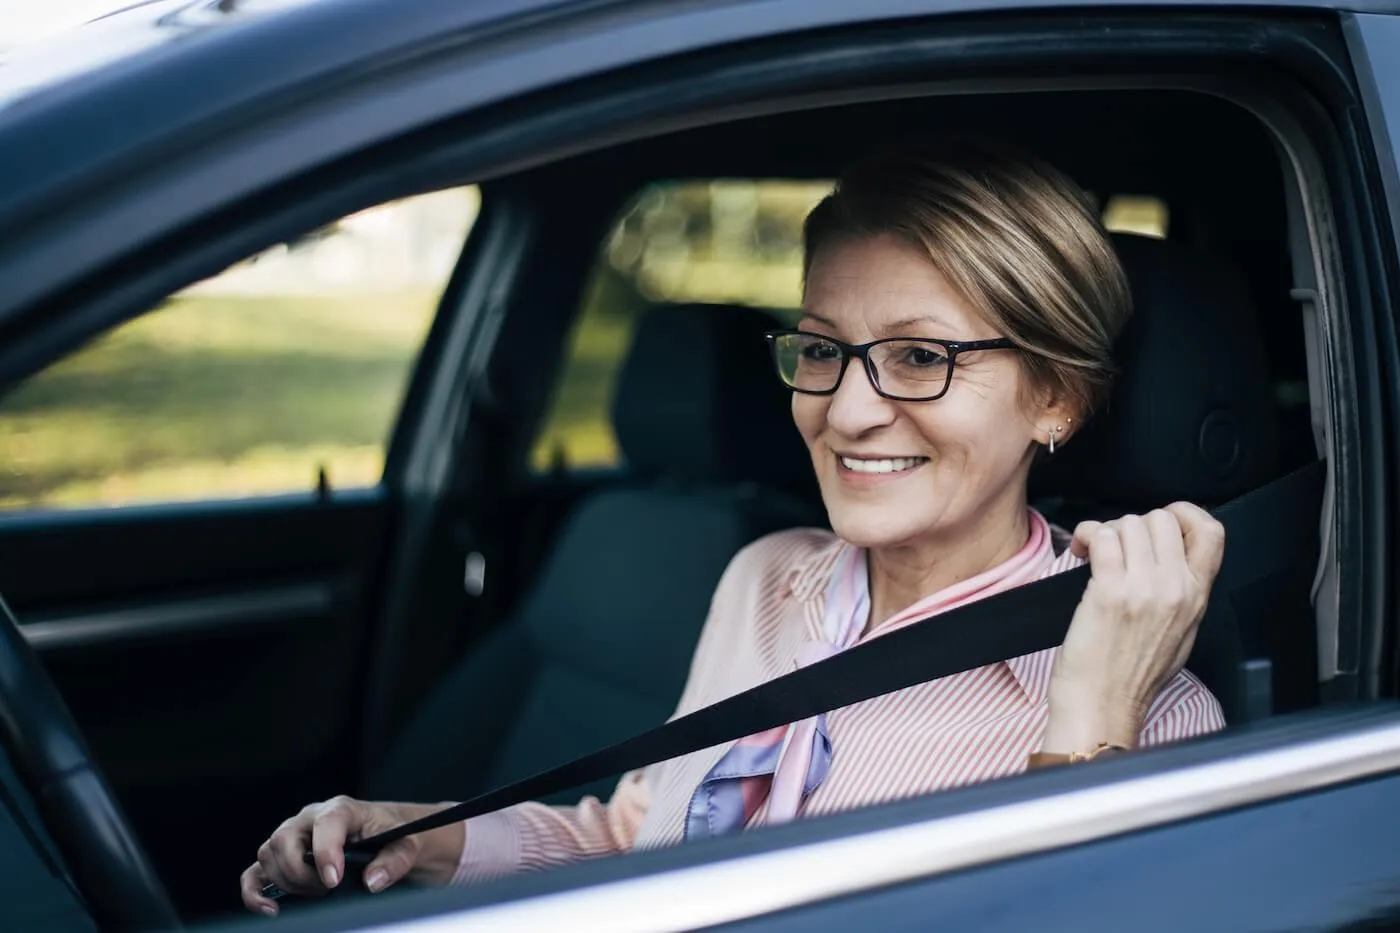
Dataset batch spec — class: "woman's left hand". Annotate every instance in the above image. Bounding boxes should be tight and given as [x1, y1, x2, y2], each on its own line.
[1041, 502, 1226, 754]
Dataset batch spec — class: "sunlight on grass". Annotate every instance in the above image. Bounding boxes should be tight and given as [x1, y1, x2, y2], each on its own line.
[0, 185, 480, 511]
[0, 446, 385, 510]
[0, 293, 434, 509]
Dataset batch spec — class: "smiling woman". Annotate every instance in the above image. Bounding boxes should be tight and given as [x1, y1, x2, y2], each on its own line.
[244, 137, 1226, 911]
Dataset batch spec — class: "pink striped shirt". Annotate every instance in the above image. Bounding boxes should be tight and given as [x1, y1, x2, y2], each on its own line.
[452, 521, 1225, 883]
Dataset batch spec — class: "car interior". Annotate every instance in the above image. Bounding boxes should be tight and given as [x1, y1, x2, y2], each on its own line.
[367, 87, 1319, 808]
[0, 78, 1345, 930]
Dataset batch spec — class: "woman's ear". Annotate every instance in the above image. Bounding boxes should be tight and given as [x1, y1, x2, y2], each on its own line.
[1032, 392, 1083, 451]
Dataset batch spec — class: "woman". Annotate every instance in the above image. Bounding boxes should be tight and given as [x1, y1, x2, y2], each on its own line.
[242, 139, 1225, 915]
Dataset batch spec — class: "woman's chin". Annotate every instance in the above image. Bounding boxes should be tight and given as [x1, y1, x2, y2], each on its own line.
[825, 508, 931, 550]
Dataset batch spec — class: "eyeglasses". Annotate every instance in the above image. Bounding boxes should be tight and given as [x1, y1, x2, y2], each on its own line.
[764, 329, 1019, 402]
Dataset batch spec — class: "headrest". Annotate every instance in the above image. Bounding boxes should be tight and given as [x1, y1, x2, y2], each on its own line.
[1032, 233, 1279, 510]
[612, 303, 815, 493]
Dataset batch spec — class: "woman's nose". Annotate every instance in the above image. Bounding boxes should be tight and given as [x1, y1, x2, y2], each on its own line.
[824, 359, 897, 436]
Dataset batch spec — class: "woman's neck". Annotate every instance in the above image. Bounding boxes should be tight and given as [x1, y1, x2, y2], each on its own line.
[864, 499, 1032, 635]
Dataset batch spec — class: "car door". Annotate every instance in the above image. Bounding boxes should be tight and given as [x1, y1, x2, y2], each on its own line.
[0, 185, 484, 919]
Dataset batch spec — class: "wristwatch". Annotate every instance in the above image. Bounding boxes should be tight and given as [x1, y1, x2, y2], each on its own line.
[1026, 742, 1129, 770]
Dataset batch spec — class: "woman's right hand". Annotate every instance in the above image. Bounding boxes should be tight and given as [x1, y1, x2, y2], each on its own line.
[240, 796, 463, 916]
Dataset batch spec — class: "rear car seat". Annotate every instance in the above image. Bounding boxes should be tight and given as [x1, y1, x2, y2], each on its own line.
[368, 304, 822, 804]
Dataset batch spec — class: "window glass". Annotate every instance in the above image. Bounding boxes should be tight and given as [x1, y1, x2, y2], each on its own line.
[530, 183, 1168, 473]
[1102, 194, 1169, 238]
[530, 179, 831, 473]
[0, 186, 481, 510]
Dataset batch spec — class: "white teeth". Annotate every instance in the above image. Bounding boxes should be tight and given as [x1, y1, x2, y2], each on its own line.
[839, 456, 927, 474]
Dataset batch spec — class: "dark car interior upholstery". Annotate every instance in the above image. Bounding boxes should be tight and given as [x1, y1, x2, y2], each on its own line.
[368, 304, 822, 804]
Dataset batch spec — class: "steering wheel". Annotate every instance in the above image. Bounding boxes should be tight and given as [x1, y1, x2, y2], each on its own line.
[0, 594, 180, 932]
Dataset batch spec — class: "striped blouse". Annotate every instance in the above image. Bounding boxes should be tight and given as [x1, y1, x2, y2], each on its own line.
[452, 521, 1225, 883]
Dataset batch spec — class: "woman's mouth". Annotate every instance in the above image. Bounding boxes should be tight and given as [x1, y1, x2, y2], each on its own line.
[837, 455, 930, 476]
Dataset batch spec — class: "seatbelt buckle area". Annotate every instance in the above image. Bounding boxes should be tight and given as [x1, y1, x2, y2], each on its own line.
[260, 848, 376, 902]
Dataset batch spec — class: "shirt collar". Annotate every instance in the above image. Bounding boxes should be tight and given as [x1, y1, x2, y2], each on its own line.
[786, 536, 848, 603]
[785, 519, 1066, 706]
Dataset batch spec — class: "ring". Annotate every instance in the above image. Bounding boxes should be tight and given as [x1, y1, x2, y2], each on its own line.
[260, 882, 288, 901]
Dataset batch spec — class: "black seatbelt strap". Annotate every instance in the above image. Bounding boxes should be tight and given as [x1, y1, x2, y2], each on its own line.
[324, 460, 1327, 866]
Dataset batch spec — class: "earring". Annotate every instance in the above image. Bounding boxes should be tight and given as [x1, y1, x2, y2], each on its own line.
[1048, 424, 1064, 455]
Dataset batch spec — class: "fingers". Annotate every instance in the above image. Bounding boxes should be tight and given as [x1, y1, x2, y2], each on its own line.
[248, 796, 363, 914]
[1075, 507, 1215, 580]
[263, 819, 317, 894]
[240, 863, 280, 918]
[1144, 508, 1187, 567]
[1164, 501, 1225, 582]
[362, 838, 420, 894]
[310, 796, 357, 890]
[1069, 521, 1124, 576]
[1112, 514, 1156, 569]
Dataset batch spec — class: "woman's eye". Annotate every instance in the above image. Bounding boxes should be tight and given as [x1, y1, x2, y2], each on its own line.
[903, 346, 948, 367]
[802, 340, 842, 361]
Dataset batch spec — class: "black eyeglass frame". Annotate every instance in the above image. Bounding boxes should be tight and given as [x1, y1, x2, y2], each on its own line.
[764, 328, 1019, 402]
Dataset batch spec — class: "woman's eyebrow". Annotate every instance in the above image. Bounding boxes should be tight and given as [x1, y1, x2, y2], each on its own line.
[798, 311, 839, 328]
[885, 314, 952, 332]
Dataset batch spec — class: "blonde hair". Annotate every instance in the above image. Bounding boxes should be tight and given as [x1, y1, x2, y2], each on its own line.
[803, 138, 1132, 417]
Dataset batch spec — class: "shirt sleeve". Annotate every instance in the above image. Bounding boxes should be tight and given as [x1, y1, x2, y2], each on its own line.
[1138, 669, 1228, 746]
[451, 768, 653, 884]
[448, 530, 798, 884]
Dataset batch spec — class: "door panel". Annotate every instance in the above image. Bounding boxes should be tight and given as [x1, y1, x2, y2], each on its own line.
[0, 495, 391, 920]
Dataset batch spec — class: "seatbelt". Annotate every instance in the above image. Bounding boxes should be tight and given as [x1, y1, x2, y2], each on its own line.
[302, 460, 1326, 877]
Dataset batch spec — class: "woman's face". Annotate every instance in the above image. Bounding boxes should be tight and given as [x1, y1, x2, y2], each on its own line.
[793, 233, 1065, 551]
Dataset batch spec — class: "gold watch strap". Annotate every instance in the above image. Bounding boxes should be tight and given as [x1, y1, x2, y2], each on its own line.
[1026, 742, 1129, 770]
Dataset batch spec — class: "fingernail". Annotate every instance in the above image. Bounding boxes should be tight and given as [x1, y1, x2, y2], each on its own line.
[322, 864, 340, 888]
[365, 869, 388, 893]
[261, 905, 278, 918]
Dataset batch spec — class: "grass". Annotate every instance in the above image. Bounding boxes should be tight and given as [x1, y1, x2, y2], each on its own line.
[0, 292, 440, 509]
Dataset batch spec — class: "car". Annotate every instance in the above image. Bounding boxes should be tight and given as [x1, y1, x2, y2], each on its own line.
[0, 0, 1398, 930]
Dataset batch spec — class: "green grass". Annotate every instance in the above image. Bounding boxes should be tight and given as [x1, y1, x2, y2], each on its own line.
[0, 292, 440, 509]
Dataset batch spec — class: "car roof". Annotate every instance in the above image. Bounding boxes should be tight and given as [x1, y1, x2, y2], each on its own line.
[0, 0, 322, 113]
[0, 0, 567, 117]
[0, 0, 1392, 121]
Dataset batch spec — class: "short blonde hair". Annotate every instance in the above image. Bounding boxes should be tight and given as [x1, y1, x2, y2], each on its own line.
[803, 138, 1132, 417]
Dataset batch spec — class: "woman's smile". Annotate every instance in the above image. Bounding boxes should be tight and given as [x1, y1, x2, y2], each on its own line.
[834, 452, 930, 486]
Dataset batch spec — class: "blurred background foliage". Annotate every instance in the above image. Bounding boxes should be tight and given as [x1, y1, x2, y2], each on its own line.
[0, 176, 1164, 510]
[528, 179, 833, 473]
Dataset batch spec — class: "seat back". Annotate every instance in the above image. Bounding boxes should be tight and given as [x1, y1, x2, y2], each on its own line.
[1033, 233, 1309, 722]
[368, 304, 820, 803]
